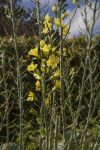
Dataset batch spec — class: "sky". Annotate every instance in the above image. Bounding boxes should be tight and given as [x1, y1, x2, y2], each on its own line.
[22, 0, 100, 38]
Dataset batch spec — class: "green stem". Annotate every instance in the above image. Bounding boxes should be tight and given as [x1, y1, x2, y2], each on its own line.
[78, 0, 89, 111]
[10, 0, 23, 149]
[80, 0, 98, 145]
[3, 50, 9, 150]
[37, 0, 41, 39]
[42, 71, 48, 150]
[59, 3, 66, 142]
[54, 117, 58, 150]
[49, 113, 53, 150]
[37, 1, 47, 149]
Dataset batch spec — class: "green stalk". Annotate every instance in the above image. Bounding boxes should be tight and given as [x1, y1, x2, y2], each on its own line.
[54, 117, 58, 150]
[37, 0, 41, 39]
[65, 79, 78, 150]
[36, 1, 46, 149]
[59, 3, 66, 142]
[45, 59, 49, 149]
[50, 33, 54, 150]
[37, 1, 42, 148]
[78, 0, 88, 110]
[3, 50, 9, 150]
[10, 0, 23, 149]
[49, 108, 53, 150]
[42, 69, 49, 150]
[37, 1, 48, 146]
[80, 0, 98, 145]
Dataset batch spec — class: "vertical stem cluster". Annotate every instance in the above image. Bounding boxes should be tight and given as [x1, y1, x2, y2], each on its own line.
[80, 0, 98, 146]
[43, 71, 48, 150]
[59, 3, 66, 142]
[10, 0, 23, 149]
[27, 0, 99, 149]
[37, 0, 41, 39]
[3, 50, 9, 150]
[78, 0, 88, 110]
[37, 1, 43, 149]
[37, 0, 48, 149]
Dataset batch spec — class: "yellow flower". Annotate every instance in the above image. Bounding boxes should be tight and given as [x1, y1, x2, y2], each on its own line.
[55, 18, 66, 27]
[52, 5, 57, 12]
[43, 16, 52, 34]
[56, 51, 61, 56]
[56, 80, 61, 88]
[27, 91, 34, 101]
[73, 0, 77, 4]
[63, 26, 69, 35]
[63, 12, 69, 17]
[41, 66, 45, 72]
[36, 87, 41, 91]
[45, 98, 49, 106]
[41, 59, 45, 69]
[33, 73, 41, 80]
[45, 13, 51, 22]
[27, 62, 37, 72]
[41, 59, 49, 73]
[47, 22, 52, 29]
[46, 68, 49, 73]
[52, 47, 56, 52]
[63, 47, 66, 52]
[41, 44, 51, 56]
[74, 0, 80, 3]
[36, 80, 41, 91]
[52, 80, 61, 91]
[45, 93, 51, 106]
[36, 80, 40, 88]
[47, 54, 60, 69]
[42, 59, 45, 66]
[42, 27, 48, 34]
[40, 59, 45, 72]
[44, 21, 52, 29]
[28, 47, 40, 58]
[54, 69, 61, 77]
[63, 47, 66, 56]
[62, 23, 66, 27]
[55, 18, 60, 26]
[40, 40, 45, 47]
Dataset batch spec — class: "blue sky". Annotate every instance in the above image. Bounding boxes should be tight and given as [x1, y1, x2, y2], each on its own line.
[22, 0, 100, 38]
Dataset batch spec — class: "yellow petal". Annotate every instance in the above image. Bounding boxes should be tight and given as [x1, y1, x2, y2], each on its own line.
[27, 91, 34, 101]
[36, 80, 41, 87]
[52, 5, 57, 12]
[45, 13, 51, 22]
[33, 73, 41, 80]
[47, 54, 60, 69]
[27, 62, 37, 72]
[54, 69, 61, 77]
[56, 80, 61, 88]
[40, 40, 45, 47]
[28, 47, 40, 58]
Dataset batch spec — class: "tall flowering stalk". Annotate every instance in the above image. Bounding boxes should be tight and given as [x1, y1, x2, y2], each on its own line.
[26, 0, 100, 149]
[10, 0, 23, 149]
[27, 0, 76, 149]
[27, 12, 60, 149]
[59, 1, 66, 142]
